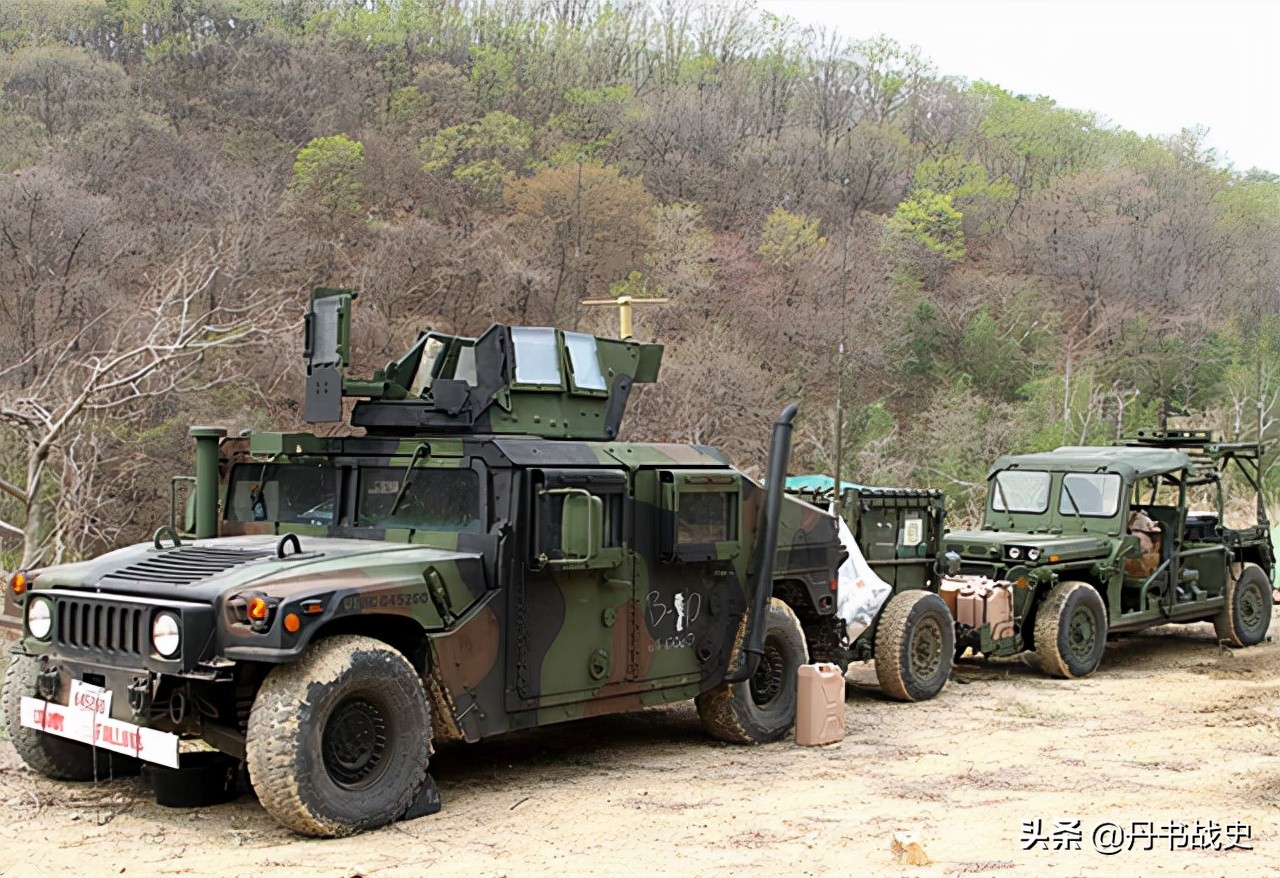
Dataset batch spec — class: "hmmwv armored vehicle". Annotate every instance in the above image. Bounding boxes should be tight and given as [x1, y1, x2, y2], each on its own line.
[4, 290, 846, 836]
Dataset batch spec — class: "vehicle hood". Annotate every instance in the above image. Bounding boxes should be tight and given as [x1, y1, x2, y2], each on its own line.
[29, 535, 481, 603]
[944, 530, 1113, 562]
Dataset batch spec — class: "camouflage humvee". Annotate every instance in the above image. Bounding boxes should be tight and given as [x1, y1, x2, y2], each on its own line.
[2, 290, 845, 837]
[939, 430, 1274, 677]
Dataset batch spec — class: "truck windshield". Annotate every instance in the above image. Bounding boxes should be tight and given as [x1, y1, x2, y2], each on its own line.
[225, 463, 483, 532]
[226, 464, 337, 525]
[1058, 472, 1121, 517]
[357, 466, 482, 532]
[990, 471, 1051, 513]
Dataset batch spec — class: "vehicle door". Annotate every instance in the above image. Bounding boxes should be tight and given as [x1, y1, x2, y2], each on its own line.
[514, 468, 633, 709]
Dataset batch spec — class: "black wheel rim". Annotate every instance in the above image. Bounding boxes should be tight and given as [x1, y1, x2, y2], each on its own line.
[750, 639, 787, 708]
[908, 616, 944, 680]
[1238, 580, 1265, 634]
[322, 696, 391, 789]
[1066, 604, 1097, 660]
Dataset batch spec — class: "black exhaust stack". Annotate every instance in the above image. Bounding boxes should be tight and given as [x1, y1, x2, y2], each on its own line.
[724, 403, 798, 683]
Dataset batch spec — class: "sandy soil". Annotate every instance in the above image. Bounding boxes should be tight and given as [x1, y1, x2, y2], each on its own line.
[1, 618, 1277, 878]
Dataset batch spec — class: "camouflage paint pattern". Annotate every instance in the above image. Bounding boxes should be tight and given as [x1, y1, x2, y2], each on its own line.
[9, 302, 843, 760]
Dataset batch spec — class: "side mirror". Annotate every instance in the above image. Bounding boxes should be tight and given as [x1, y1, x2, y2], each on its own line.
[539, 488, 622, 570]
[936, 550, 962, 576]
[558, 489, 602, 563]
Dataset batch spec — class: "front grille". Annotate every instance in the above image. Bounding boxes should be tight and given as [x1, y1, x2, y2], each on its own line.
[56, 598, 148, 657]
[99, 545, 273, 587]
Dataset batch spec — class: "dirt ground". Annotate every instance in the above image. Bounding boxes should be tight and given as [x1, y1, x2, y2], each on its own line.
[1, 617, 1277, 878]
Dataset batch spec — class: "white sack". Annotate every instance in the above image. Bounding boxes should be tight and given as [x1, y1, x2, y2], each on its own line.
[834, 510, 893, 642]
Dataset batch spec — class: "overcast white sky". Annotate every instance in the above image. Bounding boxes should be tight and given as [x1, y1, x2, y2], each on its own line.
[755, 0, 1280, 173]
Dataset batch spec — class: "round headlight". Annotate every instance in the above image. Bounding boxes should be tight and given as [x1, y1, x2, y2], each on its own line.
[152, 612, 181, 658]
[1027, 547, 1042, 561]
[27, 597, 53, 641]
[1007, 546, 1022, 560]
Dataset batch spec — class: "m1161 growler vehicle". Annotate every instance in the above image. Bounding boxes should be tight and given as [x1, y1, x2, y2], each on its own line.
[3, 290, 846, 837]
[938, 430, 1274, 677]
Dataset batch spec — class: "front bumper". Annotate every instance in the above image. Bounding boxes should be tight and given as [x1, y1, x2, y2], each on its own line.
[19, 688, 180, 768]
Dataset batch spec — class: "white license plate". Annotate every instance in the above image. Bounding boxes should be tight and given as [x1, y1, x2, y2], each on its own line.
[20, 695, 180, 768]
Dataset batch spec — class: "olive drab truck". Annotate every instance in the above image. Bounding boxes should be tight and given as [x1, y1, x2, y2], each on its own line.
[938, 430, 1274, 678]
[787, 480, 954, 702]
[3, 289, 846, 837]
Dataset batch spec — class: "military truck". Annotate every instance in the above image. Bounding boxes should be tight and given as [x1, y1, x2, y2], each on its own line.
[938, 430, 1274, 677]
[787, 479, 953, 701]
[3, 289, 853, 837]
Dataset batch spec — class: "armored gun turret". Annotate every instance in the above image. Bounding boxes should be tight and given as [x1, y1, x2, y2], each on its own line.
[304, 288, 662, 439]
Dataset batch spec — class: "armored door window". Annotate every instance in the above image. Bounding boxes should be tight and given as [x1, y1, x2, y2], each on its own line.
[659, 470, 742, 562]
[530, 469, 627, 569]
[678, 492, 736, 543]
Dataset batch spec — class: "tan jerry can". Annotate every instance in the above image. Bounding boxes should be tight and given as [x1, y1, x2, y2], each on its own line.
[795, 662, 845, 746]
[984, 584, 1015, 640]
[957, 584, 985, 628]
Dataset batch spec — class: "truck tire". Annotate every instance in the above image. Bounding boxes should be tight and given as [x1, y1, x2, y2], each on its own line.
[246, 635, 431, 837]
[696, 598, 808, 744]
[874, 590, 954, 702]
[2, 654, 138, 780]
[1035, 581, 1107, 678]
[1214, 563, 1272, 647]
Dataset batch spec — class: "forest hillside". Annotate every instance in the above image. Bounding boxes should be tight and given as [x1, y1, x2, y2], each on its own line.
[0, 0, 1277, 567]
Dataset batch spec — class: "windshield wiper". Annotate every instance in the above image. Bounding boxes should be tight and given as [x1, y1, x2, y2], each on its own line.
[992, 475, 1016, 530]
[388, 443, 430, 517]
[1060, 480, 1084, 521]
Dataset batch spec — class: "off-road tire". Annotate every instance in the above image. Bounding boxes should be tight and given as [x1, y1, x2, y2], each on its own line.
[696, 598, 808, 744]
[246, 635, 432, 837]
[874, 590, 955, 702]
[2, 654, 138, 780]
[1035, 581, 1107, 678]
[1214, 562, 1272, 647]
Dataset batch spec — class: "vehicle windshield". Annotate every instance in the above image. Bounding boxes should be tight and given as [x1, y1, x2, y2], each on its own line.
[225, 463, 483, 532]
[226, 464, 337, 525]
[1059, 472, 1122, 518]
[357, 466, 482, 532]
[990, 471, 1051, 514]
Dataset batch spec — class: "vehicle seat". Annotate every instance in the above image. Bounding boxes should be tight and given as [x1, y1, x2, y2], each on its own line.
[1141, 506, 1179, 564]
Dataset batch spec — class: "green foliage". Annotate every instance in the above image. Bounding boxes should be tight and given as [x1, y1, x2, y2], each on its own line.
[974, 82, 1103, 190]
[545, 84, 630, 164]
[289, 133, 366, 225]
[885, 189, 966, 261]
[608, 270, 663, 299]
[421, 110, 532, 204]
[757, 206, 826, 267]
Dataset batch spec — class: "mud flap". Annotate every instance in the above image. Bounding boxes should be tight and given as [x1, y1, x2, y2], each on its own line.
[400, 772, 442, 821]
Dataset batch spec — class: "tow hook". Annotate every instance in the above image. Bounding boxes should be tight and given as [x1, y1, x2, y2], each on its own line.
[128, 675, 152, 717]
[36, 664, 59, 700]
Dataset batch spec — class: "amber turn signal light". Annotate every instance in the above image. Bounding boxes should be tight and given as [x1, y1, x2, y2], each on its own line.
[282, 613, 301, 633]
[10, 571, 27, 595]
[247, 597, 270, 622]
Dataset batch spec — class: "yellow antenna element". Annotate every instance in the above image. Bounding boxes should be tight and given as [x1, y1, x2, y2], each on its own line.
[579, 294, 670, 340]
